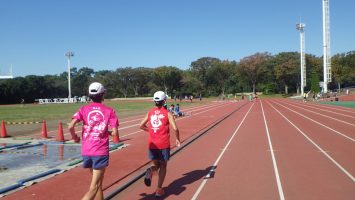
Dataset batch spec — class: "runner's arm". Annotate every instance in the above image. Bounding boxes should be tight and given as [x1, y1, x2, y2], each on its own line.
[68, 118, 80, 143]
[139, 114, 149, 132]
[111, 126, 119, 136]
[168, 112, 181, 146]
[109, 118, 119, 136]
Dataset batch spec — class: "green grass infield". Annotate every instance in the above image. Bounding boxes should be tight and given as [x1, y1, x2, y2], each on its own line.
[0, 98, 209, 123]
[320, 101, 355, 109]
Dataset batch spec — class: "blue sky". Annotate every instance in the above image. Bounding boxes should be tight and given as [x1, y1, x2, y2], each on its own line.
[0, 0, 354, 77]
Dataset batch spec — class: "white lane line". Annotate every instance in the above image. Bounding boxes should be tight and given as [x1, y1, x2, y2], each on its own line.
[261, 101, 285, 200]
[284, 100, 355, 119]
[272, 100, 355, 142]
[295, 100, 355, 114]
[267, 101, 355, 183]
[277, 100, 355, 127]
[191, 103, 255, 200]
[120, 130, 143, 138]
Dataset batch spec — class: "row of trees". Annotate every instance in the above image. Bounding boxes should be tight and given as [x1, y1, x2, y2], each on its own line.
[1, 51, 354, 104]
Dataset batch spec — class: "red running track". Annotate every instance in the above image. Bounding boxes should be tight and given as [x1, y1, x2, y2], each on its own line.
[112, 99, 355, 200]
[2, 101, 240, 199]
[3, 99, 355, 200]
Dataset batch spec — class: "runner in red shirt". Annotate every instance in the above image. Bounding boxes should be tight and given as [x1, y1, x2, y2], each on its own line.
[140, 91, 181, 198]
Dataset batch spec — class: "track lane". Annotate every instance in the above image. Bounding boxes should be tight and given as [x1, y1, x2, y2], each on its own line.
[272, 100, 355, 141]
[266, 99, 355, 181]
[4, 99, 354, 200]
[2, 101, 242, 200]
[278, 99, 355, 124]
[113, 102, 269, 200]
[194, 102, 281, 200]
[263, 100, 355, 199]
[292, 100, 355, 115]
[113, 101, 288, 200]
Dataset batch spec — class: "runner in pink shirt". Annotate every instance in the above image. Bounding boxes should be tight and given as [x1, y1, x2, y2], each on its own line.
[68, 82, 119, 200]
[140, 91, 181, 198]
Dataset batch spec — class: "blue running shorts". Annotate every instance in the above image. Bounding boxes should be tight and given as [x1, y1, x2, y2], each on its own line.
[148, 148, 170, 161]
[82, 155, 109, 169]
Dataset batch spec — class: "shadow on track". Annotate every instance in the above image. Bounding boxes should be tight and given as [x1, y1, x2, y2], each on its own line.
[138, 166, 214, 199]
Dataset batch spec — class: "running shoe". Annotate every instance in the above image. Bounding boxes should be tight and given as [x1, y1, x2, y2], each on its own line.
[144, 167, 152, 187]
[155, 188, 165, 198]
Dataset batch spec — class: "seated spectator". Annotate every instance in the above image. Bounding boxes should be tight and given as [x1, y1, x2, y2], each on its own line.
[174, 104, 183, 117]
[168, 104, 175, 113]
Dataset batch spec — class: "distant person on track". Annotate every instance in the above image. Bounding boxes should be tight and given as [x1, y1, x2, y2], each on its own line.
[303, 92, 307, 102]
[139, 91, 181, 198]
[254, 93, 258, 101]
[68, 82, 119, 200]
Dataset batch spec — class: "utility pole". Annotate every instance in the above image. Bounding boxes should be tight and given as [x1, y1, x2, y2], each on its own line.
[65, 52, 74, 99]
[296, 23, 306, 96]
[322, 0, 331, 93]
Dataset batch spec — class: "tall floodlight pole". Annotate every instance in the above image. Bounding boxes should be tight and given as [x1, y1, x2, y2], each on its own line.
[296, 23, 306, 96]
[65, 52, 74, 99]
[322, 0, 331, 93]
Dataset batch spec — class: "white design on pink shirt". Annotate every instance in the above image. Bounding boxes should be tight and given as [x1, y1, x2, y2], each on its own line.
[83, 110, 106, 140]
[150, 110, 165, 133]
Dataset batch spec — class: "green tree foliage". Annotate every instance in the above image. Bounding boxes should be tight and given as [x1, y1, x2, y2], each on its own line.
[72, 67, 95, 96]
[206, 61, 235, 96]
[131, 67, 153, 96]
[152, 66, 182, 96]
[332, 53, 351, 90]
[180, 70, 203, 97]
[305, 54, 322, 92]
[272, 52, 299, 94]
[1, 50, 355, 104]
[237, 52, 272, 94]
[310, 71, 321, 94]
[190, 57, 221, 90]
[116, 67, 134, 98]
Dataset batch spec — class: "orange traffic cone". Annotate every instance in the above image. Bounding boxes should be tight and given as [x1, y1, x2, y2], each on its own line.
[1, 120, 8, 138]
[41, 119, 48, 139]
[113, 133, 120, 144]
[58, 144, 64, 160]
[57, 121, 65, 142]
[42, 144, 47, 159]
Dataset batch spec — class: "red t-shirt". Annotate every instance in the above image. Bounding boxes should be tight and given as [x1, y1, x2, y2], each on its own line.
[148, 107, 170, 149]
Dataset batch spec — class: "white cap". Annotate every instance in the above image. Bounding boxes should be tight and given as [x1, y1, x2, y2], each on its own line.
[153, 91, 167, 101]
[88, 82, 106, 95]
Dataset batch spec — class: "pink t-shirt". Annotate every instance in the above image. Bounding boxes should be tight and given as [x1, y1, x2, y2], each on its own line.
[72, 102, 119, 156]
